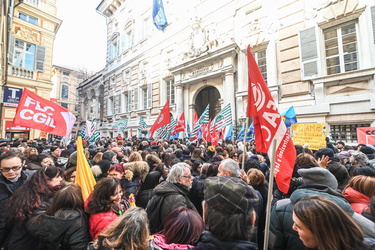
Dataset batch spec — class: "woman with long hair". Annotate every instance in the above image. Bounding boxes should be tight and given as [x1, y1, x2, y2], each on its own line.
[108, 164, 135, 199]
[343, 175, 375, 214]
[292, 195, 368, 250]
[85, 178, 130, 240]
[26, 184, 90, 249]
[89, 207, 149, 250]
[149, 207, 204, 249]
[4, 166, 63, 249]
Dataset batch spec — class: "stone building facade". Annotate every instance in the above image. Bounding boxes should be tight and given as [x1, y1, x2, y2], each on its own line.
[78, 0, 375, 143]
[1, 0, 61, 139]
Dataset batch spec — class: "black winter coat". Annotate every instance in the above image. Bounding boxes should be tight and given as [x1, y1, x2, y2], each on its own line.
[26, 209, 90, 250]
[194, 231, 258, 250]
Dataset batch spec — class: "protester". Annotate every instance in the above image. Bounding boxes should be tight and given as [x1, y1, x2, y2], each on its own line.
[149, 207, 204, 249]
[91, 160, 111, 182]
[146, 162, 197, 234]
[4, 166, 62, 249]
[88, 207, 149, 250]
[0, 150, 32, 247]
[343, 175, 375, 214]
[293, 195, 371, 249]
[123, 152, 150, 197]
[26, 184, 90, 249]
[62, 167, 76, 185]
[194, 176, 259, 249]
[108, 163, 135, 199]
[85, 177, 130, 240]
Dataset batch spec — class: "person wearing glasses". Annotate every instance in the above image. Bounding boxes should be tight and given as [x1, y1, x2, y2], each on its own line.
[0, 150, 32, 247]
[146, 162, 198, 234]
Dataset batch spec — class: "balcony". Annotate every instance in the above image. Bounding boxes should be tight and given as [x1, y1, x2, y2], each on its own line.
[8, 65, 36, 80]
[23, 0, 39, 7]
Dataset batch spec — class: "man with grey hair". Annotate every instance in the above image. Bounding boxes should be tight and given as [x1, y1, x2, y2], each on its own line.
[217, 158, 241, 177]
[146, 162, 198, 234]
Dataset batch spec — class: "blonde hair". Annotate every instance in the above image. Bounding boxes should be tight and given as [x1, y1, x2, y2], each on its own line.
[247, 168, 265, 185]
[128, 152, 142, 162]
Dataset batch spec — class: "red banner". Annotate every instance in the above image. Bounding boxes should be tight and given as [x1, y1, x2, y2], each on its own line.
[247, 46, 295, 194]
[172, 112, 186, 136]
[357, 127, 375, 145]
[12, 89, 76, 137]
[150, 100, 170, 137]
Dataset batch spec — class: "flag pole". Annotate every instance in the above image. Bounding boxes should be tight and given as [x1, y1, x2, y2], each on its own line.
[241, 117, 249, 170]
[263, 138, 277, 250]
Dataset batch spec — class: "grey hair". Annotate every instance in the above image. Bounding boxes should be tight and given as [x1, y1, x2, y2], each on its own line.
[166, 162, 191, 183]
[220, 158, 240, 177]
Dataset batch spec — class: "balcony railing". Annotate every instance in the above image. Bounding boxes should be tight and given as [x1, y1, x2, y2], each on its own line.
[8, 65, 36, 80]
[23, 0, 39, 7]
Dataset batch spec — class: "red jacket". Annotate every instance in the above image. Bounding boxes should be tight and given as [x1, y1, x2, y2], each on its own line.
[343, 186, 371, 214]
[84, 196, 118, 240]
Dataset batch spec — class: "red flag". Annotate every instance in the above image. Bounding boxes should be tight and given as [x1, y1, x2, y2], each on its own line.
[206, 120, 212, 142]
[13, 88, 76, 137]
[211, 124, 218, 146]
[150, 100, 170, 137]
[193, 111, 199, 127]
[172, 112, 186, 136]
[246, 46, 295, 194]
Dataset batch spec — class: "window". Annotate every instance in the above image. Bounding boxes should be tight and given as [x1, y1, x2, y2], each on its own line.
[121, 29, 133, 52]
[108, 38, 119, 61]
[14, 40, 35, 70]
[331, 124, 369, 143]
[9, 36, 45, 71]
[134, 88, 139, 110]
[166, 79, 175, 104]
[63, 77, 69, 82]
[107, 97, 114, 116]
[60, 103, 68, 109]
[63, 71, 70, 76]
[19, 13, 38, 25]
[254, 49, 267, 83]
[142, 17, 151, 39]
[61, 85, 69, 100]
[120, 93, 126, 113]
[324, 22, 358, 75]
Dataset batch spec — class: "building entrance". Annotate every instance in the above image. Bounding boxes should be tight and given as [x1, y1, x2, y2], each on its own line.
[195, 86, 221, 119]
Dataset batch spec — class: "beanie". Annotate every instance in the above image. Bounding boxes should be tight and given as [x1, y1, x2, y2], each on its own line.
[69, 151, 77, 165]
[350, 151, 369, 167]
[103, 150, 116, 161]
[204, 176, 259, 214]
[298, 167, 338, 189]
[360, 146, 375, 155]
[315, 148, 339, 162]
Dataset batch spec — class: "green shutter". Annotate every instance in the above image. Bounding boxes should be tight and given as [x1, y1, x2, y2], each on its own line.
[8, 34, 15, 64]
[35, 45, 45, 72]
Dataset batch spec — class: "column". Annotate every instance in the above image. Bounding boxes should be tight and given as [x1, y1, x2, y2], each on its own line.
[175, 83, 184, 116]
[223, 71, 236, 121]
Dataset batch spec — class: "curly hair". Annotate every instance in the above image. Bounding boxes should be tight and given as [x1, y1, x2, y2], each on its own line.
[6, 166, 62, 224]
[87, 177, 122, 214]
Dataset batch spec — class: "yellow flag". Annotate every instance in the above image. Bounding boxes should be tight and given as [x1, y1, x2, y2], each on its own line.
[75, 136, 96, 201]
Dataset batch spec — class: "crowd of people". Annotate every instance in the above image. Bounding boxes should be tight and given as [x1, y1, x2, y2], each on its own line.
[0, 136, 375, 249]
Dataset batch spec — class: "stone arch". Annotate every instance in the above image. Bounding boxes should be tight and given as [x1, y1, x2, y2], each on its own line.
[194, 85, 221, 119]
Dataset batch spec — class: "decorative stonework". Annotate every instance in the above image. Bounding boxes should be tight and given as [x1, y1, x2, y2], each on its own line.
[14, 26, 38, 43]
[304, 0, 359, 21]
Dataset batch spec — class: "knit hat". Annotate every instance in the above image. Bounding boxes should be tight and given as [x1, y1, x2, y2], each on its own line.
[315, 148, 339, 162]
[337, 151, 351, 159]
[204, 176, 259, 214]
[69, 151, 77, 165]
[50, 146, 59, 153]
[298, 167, 338, 189]
[350, 151, 369, 167]
[103, 150, 116, 161]
[151, 141, 157, 146]
[207, 146, 215, 152]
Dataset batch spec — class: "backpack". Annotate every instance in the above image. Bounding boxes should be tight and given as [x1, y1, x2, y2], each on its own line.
[146, 193, 171, 234]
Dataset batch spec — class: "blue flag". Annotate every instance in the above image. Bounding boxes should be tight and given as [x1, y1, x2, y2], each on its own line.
[237, 123, 245, 141]
[152, 0, 168, 30]
[246, 123, 254, 142]
[225, 125, 233, 141]
[186, 122, 191, 138]
[281, 106, 297, 128]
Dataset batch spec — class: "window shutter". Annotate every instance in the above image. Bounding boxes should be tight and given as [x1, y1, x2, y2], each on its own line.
[147, 83, 152, 108]
[35, 45, 46, 72]
[8, 34, 15, 64]
[134, 88, 138, 110]
[128, 89, 132, 112]
[119, 94, 122, 112]
[120, 32, 126, 52]
[299, 27, 320, 78]
[108, 44, 113, 61]
[371, 6, 375, 44]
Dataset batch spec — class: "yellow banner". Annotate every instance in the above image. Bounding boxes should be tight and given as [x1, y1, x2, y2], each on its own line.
[291, 123, 327, 150]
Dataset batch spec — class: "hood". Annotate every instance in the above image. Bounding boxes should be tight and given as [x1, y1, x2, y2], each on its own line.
[343, 187, 371, 203]
[30, 210, 80, 242]
[153, 181, 186, 196]
[152, 234, 194, 249]
[123, 161, 149, 181]
[290, 188, 353, 215]
[91, 165, 102, 177]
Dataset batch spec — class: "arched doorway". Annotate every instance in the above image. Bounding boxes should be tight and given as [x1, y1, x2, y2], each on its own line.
[195, 86, 221, 119]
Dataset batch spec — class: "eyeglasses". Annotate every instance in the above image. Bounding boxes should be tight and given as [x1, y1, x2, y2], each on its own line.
[0, 166, 22, 172]
[181, 175, 192, 179]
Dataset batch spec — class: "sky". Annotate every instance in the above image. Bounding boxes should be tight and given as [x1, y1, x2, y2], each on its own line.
[53, 0, 107, 72]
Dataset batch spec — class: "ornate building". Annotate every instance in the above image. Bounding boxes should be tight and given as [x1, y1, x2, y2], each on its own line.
[79, 0, 375, 143]
[1, 0, 61, 139]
